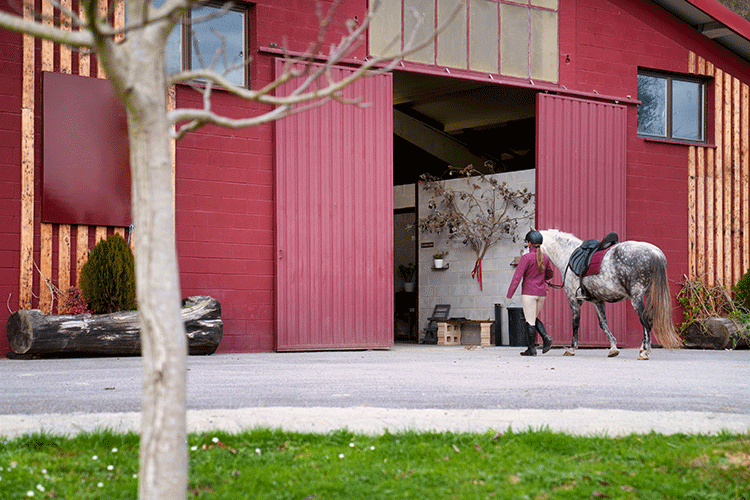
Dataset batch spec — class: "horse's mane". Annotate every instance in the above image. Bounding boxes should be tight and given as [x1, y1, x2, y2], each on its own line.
[541, 229, 582, 246]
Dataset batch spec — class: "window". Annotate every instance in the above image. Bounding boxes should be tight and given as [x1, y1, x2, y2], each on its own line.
[159, 0, 249, 87]
[369, 0, 558, 82]
[637, 71, 707, 143]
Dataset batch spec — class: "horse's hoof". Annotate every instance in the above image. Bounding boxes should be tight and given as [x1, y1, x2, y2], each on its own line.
[638, 350, 650, 360]
[608, 349, 620, 358]
[563, 350, 575, 356]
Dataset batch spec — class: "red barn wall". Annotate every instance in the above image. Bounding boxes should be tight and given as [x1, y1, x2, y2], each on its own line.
[558, 0, 750, 343]
[173, 0, 369, 352]
[0, 22, 22, 355]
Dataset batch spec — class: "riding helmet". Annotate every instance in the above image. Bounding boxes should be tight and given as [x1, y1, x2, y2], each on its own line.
[525, 230, 543, 246]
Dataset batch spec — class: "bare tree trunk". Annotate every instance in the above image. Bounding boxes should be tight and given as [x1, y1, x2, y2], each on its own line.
[118, 33, 188, 500]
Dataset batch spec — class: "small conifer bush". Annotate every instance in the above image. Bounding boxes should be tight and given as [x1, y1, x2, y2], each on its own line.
[732, 267, 750, 312]
[79, 233, 136, 314]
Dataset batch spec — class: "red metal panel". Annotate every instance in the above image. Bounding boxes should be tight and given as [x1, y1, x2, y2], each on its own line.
[536, 94, 630, 347]
[275, 60, 393, 351]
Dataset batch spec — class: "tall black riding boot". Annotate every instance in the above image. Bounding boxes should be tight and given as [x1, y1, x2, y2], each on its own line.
[520, 323, 537, 356]
[536, 319, 553, 354]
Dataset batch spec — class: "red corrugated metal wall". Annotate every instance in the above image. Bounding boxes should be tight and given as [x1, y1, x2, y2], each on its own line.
[274, 60, 393, 351]
[536, 93, 630, 347]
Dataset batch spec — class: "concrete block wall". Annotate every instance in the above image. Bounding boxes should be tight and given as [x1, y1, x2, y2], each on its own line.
[417, 169, 536, 344]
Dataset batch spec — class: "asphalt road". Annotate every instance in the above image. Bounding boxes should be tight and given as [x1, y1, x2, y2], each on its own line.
[1, 345, 749, 437]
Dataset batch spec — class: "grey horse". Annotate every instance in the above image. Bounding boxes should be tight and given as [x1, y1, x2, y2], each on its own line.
[540, 229, 682, 360]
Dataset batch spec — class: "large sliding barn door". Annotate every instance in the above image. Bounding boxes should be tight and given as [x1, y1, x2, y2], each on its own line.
[536, 94, 629, 347]
[275, 61, 393, 351]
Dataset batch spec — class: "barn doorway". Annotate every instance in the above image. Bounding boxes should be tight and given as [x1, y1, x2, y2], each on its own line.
[391, 71, 537, 343]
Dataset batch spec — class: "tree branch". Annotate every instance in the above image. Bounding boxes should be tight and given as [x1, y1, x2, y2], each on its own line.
[0, 9, 93, 47]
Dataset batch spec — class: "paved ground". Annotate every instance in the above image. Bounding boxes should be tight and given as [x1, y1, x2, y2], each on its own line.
[1, 345, 749, 438]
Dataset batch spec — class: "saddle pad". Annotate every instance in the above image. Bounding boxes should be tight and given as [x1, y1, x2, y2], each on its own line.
[584, 246, 614, 277]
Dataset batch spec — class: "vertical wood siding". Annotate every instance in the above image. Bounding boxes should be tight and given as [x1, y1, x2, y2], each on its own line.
[536, 94, 629, 347]
[275, 60, 393, 351]
[17, 0, 141, 315]
[688, 52, 750, 289]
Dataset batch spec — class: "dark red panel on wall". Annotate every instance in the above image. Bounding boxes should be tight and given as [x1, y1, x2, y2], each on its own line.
[42, 71, 131, 227]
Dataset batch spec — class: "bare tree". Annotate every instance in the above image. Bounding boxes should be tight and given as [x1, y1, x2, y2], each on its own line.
[0, 0, 463, 498]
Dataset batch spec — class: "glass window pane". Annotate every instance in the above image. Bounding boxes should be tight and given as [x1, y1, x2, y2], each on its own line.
[531, 0, 558, 9]
[437, 0, 467, 69]
[369, 0, 402, 58]
[190, 6, 245, 87]
[637, 74, 666, 137]
[672, 79, 702, 141]
[165, 26, 182, 76]
[530, 9, 558, 82]
[405, 0, 435, 64]
[469, 0, 498, 73]
[500, 4, 529, 78]
[126, 0, 181, 76]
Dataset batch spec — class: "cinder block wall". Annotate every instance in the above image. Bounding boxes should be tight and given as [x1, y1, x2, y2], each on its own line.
[417, 169, 536, 344]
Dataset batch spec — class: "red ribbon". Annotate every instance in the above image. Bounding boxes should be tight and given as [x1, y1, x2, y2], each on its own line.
[471, 258, 483, 291]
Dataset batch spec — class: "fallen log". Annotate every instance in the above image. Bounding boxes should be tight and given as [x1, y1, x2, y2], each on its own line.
[682, 317, 745, 350]
[6, 296, 222, 357]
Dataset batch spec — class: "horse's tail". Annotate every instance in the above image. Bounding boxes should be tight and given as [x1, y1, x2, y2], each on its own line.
[649, 257, 682, 348]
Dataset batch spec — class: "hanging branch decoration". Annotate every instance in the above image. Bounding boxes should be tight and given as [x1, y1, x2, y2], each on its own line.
[417, 162, 534, 290]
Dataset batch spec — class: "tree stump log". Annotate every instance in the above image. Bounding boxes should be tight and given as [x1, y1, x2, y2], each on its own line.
[683, 317, 743, 350]
[6, 296, 222, 357]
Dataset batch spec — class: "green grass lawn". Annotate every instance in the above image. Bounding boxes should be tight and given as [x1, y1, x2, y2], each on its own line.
[1, 429, 748, 499]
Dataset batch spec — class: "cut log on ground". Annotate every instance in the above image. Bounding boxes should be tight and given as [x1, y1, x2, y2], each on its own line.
[6, 296, 222, 357]
[683, 317, 747, 350]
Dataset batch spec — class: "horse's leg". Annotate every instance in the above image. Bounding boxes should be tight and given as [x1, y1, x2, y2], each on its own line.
[593, 301, 619, 357]
[632, 294, 652, 360]
[564, 297, 582, 356]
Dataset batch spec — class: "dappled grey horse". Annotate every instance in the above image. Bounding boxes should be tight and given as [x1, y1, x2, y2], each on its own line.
[540, 229, 681, 360]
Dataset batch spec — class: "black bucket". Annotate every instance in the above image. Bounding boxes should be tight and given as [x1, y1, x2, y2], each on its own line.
[507, 307, 527, 347]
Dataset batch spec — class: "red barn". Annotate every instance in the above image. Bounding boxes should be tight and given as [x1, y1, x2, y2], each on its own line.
[1, 0, 749, 354]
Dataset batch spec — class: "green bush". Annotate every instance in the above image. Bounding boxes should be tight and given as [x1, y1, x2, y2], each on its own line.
[732, 267, 750, 312]
[79, 233, 136, 314]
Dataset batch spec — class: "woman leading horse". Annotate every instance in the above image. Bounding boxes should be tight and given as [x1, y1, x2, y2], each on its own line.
[539, 229, 681, 360]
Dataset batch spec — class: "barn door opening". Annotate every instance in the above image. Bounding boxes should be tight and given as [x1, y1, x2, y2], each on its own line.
[274, 61, 394, 351]
[536, 93, 629, 347]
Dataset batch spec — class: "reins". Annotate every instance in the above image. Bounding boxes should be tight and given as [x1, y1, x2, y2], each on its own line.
[545, 251, 569, 290]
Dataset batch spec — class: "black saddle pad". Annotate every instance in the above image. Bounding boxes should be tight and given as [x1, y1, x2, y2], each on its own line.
[568, 232, 619, 277]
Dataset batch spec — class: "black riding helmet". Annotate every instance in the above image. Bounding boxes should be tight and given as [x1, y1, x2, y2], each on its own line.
[525, 230, 543, 246]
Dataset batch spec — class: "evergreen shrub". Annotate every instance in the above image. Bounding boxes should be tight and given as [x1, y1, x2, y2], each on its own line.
[79, 233, 136, 314]
[732, 268, 750, 312]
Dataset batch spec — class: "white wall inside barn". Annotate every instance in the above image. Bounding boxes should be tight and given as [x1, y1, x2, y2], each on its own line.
[416, 169, 536, 344]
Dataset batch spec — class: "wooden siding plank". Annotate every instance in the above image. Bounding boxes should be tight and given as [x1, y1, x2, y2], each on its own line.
[733, 77, 741, 281]
[715, 68, 724, 286]
[79, 2, 90, 77]
[706, 62, 715, 286]
[688, 146, 698, 279]
[60, 0, 71, 73]
[76, 226, 89, 281]
[39, 2, 54, 313]
[724, 72, 732, 284]
[688, 55, 698, 279]
[697, 146, 705, 278]
[695, 55, 706, 279]
[59, 225, 71, 293]
[743, 82, 750, 275]
[39, 225, 53, 312]
[95, 226, 108, 243]
[19, 0, 35, 309]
